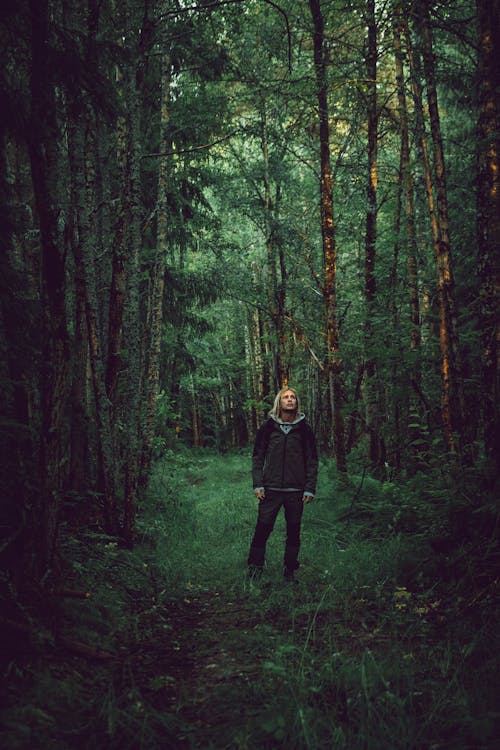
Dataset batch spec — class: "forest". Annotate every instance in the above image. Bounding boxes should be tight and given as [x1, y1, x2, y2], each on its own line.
[1, 0, 499, 748]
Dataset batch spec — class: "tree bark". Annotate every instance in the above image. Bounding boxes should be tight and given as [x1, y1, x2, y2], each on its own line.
[191, 374, 202, 448]
[105, 209, 127, 420]
[364, 0, 384, 473]
[141, 53, 172, 483]
[392, 1, 426, 470]
[68, 203, 89, 493]
[476, 0, 500, 478]
[260, 103, 288, 389]
[415, 0, 466, 456]
[28, 0, 70, 571]
[67, 115, 118, 535]
[393, 3, 421, 364]
[309, 0, 346, 472]
[106, 45, 128, 423]
[122, 49, 144, 546]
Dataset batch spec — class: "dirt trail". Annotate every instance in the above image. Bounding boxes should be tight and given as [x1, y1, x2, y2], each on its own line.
[128, 584, 288, 747]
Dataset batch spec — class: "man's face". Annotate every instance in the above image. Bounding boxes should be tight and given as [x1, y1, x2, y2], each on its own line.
[280, 390, 297, 412]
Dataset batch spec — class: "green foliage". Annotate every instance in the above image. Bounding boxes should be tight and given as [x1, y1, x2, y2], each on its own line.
[1, 0, 497, 744]
[2, 450, 498, 749]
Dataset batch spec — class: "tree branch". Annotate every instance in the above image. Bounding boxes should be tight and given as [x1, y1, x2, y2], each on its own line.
[143, 130, 239, 159]
[284, 314, 324, 371]
[262, 0, 292, 73]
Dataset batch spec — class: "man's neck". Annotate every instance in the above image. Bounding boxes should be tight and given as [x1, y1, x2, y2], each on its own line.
[280, 411, 297, 423]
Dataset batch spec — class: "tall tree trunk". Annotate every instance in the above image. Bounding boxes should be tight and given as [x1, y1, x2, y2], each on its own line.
[364, 0, 384, 473]
[260, 104, 287, 388]
[389, 164, 404, 474]
[67, 115, 118, 534]
[393, 1, 424, 469]
[141, 53, 171, 483]
[93, 123, 112, 350]
[122, 51, 144, 546]
[276, 183, 288, 387]
[476, 0, 500, 478]
[393, 3, 421, 366]
[309, 0, 346, 472]
[106, 42, 128, 422]
[28, 0, 70, 572]
[1, 136, 37, 568]
[191, 374, 202, 448]
[245, 302, 262, 434]
[403, 9, 442, 443]
[415, 0, 466, 456]
[68, 209, 89, 493]
[105, 208, 127, 420]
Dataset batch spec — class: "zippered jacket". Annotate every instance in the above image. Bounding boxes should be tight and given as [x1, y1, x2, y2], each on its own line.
[252, 414, 318, 494]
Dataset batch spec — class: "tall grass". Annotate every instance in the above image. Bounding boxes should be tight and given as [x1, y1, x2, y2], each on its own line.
[2, 448, 497, 749]
[140, 449, 498, 749]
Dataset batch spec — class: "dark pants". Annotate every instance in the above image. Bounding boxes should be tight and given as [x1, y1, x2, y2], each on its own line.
[247, 490, 304, 571]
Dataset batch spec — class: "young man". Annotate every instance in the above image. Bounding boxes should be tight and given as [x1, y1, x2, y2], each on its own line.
[247, 387, 318, 582]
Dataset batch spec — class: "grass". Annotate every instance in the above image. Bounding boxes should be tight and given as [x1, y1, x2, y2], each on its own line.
[1, 448, 498, 749]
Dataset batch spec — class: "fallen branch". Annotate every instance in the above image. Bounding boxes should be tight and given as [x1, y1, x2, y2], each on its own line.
[57, 635, 115, 661]
[54, 589, 91, 599]
[1, 615, 115, 661]
[336, 467, 368, 521]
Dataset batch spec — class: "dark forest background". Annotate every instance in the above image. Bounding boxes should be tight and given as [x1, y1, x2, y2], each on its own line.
[0, 0, 499, 747]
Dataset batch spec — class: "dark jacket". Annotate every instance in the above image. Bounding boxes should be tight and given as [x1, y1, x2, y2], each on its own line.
[252, 414, 318, 494]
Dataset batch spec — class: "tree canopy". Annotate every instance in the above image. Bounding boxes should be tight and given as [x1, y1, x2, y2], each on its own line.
[1, 0, 498, 560]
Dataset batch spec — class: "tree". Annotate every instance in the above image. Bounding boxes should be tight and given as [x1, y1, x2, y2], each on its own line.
[363, 0, 384, 472]
[309, 0, 347, 473]
[414, 0, 466, 456]
[28, 0, 71, 571]
[476, 0, 500, 479]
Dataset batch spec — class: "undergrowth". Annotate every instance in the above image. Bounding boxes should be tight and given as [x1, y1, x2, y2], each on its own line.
[1, 449, 498, 749]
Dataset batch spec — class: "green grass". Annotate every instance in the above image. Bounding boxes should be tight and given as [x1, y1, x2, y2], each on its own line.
[1, 449, 498, 749]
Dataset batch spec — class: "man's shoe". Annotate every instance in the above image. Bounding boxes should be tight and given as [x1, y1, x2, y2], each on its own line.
[283, 566, 298, 583]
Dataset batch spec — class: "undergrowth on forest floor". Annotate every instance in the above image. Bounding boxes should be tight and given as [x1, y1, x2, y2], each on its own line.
[1, 450, 498, 749]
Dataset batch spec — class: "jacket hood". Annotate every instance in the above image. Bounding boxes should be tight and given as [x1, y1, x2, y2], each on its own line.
[271, 412, 305, 426]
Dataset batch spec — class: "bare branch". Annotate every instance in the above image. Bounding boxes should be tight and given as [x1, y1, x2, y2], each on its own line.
[142, 130, 239, 159]
[284, 314, 324, 371]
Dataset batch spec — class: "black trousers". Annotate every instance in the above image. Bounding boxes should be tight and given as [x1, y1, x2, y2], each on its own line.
[247, 490, 304, 571]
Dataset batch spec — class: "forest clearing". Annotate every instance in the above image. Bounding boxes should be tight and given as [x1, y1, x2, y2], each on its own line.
[1, 0, 499, 748]
[2, 451, 498, 749]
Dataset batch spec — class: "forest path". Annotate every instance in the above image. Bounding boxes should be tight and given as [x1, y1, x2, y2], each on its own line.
[157, 588, 276, 745]
[132, 451, 345, 748]
[127, 573, 318, 748]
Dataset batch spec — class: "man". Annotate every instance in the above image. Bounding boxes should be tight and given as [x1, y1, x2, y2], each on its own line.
[247, 387, 318, 582]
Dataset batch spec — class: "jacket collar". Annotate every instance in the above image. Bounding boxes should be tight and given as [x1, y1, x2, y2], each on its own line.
[271, 412, 305, 426]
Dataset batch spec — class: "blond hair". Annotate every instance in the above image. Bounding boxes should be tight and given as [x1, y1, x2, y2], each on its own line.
[269, 387, 301, 419]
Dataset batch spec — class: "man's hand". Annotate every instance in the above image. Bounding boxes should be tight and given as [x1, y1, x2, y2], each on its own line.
[254, 488, 265, 500]
[303, 494, 314, 504]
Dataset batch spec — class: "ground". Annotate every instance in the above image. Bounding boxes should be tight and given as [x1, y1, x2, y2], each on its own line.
[1, 452, 498, 749]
